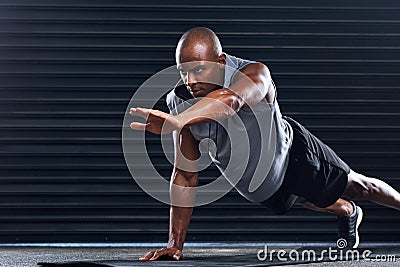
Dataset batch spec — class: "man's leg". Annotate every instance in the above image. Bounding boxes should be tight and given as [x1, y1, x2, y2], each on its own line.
[342, 170, 400, 211]
[297, 197, 353, 217]
[299, 170, 400, 213]
[298, 170, 400, 248]
[299, 196, 363, 248]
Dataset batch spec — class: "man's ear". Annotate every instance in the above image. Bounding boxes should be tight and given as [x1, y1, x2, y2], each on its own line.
[218, 53, 226, 67]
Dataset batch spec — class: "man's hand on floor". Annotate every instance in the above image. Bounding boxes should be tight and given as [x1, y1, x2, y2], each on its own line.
[138, 247, 183, 261]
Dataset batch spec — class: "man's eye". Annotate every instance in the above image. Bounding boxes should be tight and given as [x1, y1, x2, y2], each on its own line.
[195, 68, 203, 73]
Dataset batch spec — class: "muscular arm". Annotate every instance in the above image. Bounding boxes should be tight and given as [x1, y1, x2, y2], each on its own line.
[137, 128, 199, 261]
[175, 62, 272, 127]
[168, 128, 199, 250]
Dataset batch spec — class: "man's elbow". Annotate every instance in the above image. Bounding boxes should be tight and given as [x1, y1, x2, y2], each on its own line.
[170, 169, 198, 207]
[208, 89, 244, 113]
[172, 168, 199, 187]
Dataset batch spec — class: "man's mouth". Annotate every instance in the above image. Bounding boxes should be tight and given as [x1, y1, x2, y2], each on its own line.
[190, 87, 203, 96]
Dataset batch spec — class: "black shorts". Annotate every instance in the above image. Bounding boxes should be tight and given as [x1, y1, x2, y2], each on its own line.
[261, 116, 350, 214]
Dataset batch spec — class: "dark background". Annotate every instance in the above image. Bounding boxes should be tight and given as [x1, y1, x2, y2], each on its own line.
[0, 0, 399, 243]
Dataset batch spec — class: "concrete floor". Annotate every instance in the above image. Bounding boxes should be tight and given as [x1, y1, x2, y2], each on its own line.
[0, 243, 399, 267]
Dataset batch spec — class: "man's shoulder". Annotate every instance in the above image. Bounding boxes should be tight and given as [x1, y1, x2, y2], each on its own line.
[225, 53, 256, 70]
[224, 53, 258, 88]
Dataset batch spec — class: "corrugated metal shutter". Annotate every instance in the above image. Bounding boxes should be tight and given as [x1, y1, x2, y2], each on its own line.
[0, 0, 399, 243]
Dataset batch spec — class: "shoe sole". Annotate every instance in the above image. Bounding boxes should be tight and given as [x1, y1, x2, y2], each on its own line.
[353, 206, 363, 248]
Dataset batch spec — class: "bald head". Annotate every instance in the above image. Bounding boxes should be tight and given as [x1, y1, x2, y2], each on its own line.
[175, 27, 223, 64]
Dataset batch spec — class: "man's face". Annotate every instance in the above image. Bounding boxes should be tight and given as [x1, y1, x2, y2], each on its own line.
[177, 61, 224, 97]
[176, 43, 225, 98]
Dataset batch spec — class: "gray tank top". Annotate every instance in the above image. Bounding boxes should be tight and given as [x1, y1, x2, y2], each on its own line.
[166, 53, 293, 203]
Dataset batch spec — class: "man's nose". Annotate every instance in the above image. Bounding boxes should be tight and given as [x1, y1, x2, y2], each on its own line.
[186, 73, 197, 87]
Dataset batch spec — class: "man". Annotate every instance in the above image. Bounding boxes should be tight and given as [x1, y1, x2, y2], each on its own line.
[130, 27, 400, 261]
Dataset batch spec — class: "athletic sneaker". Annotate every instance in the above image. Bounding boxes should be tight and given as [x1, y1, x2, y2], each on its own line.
[337, 201, 363, 249]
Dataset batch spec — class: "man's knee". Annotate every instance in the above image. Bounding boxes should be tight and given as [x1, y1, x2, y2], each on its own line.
[297, 197, 309, 205]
